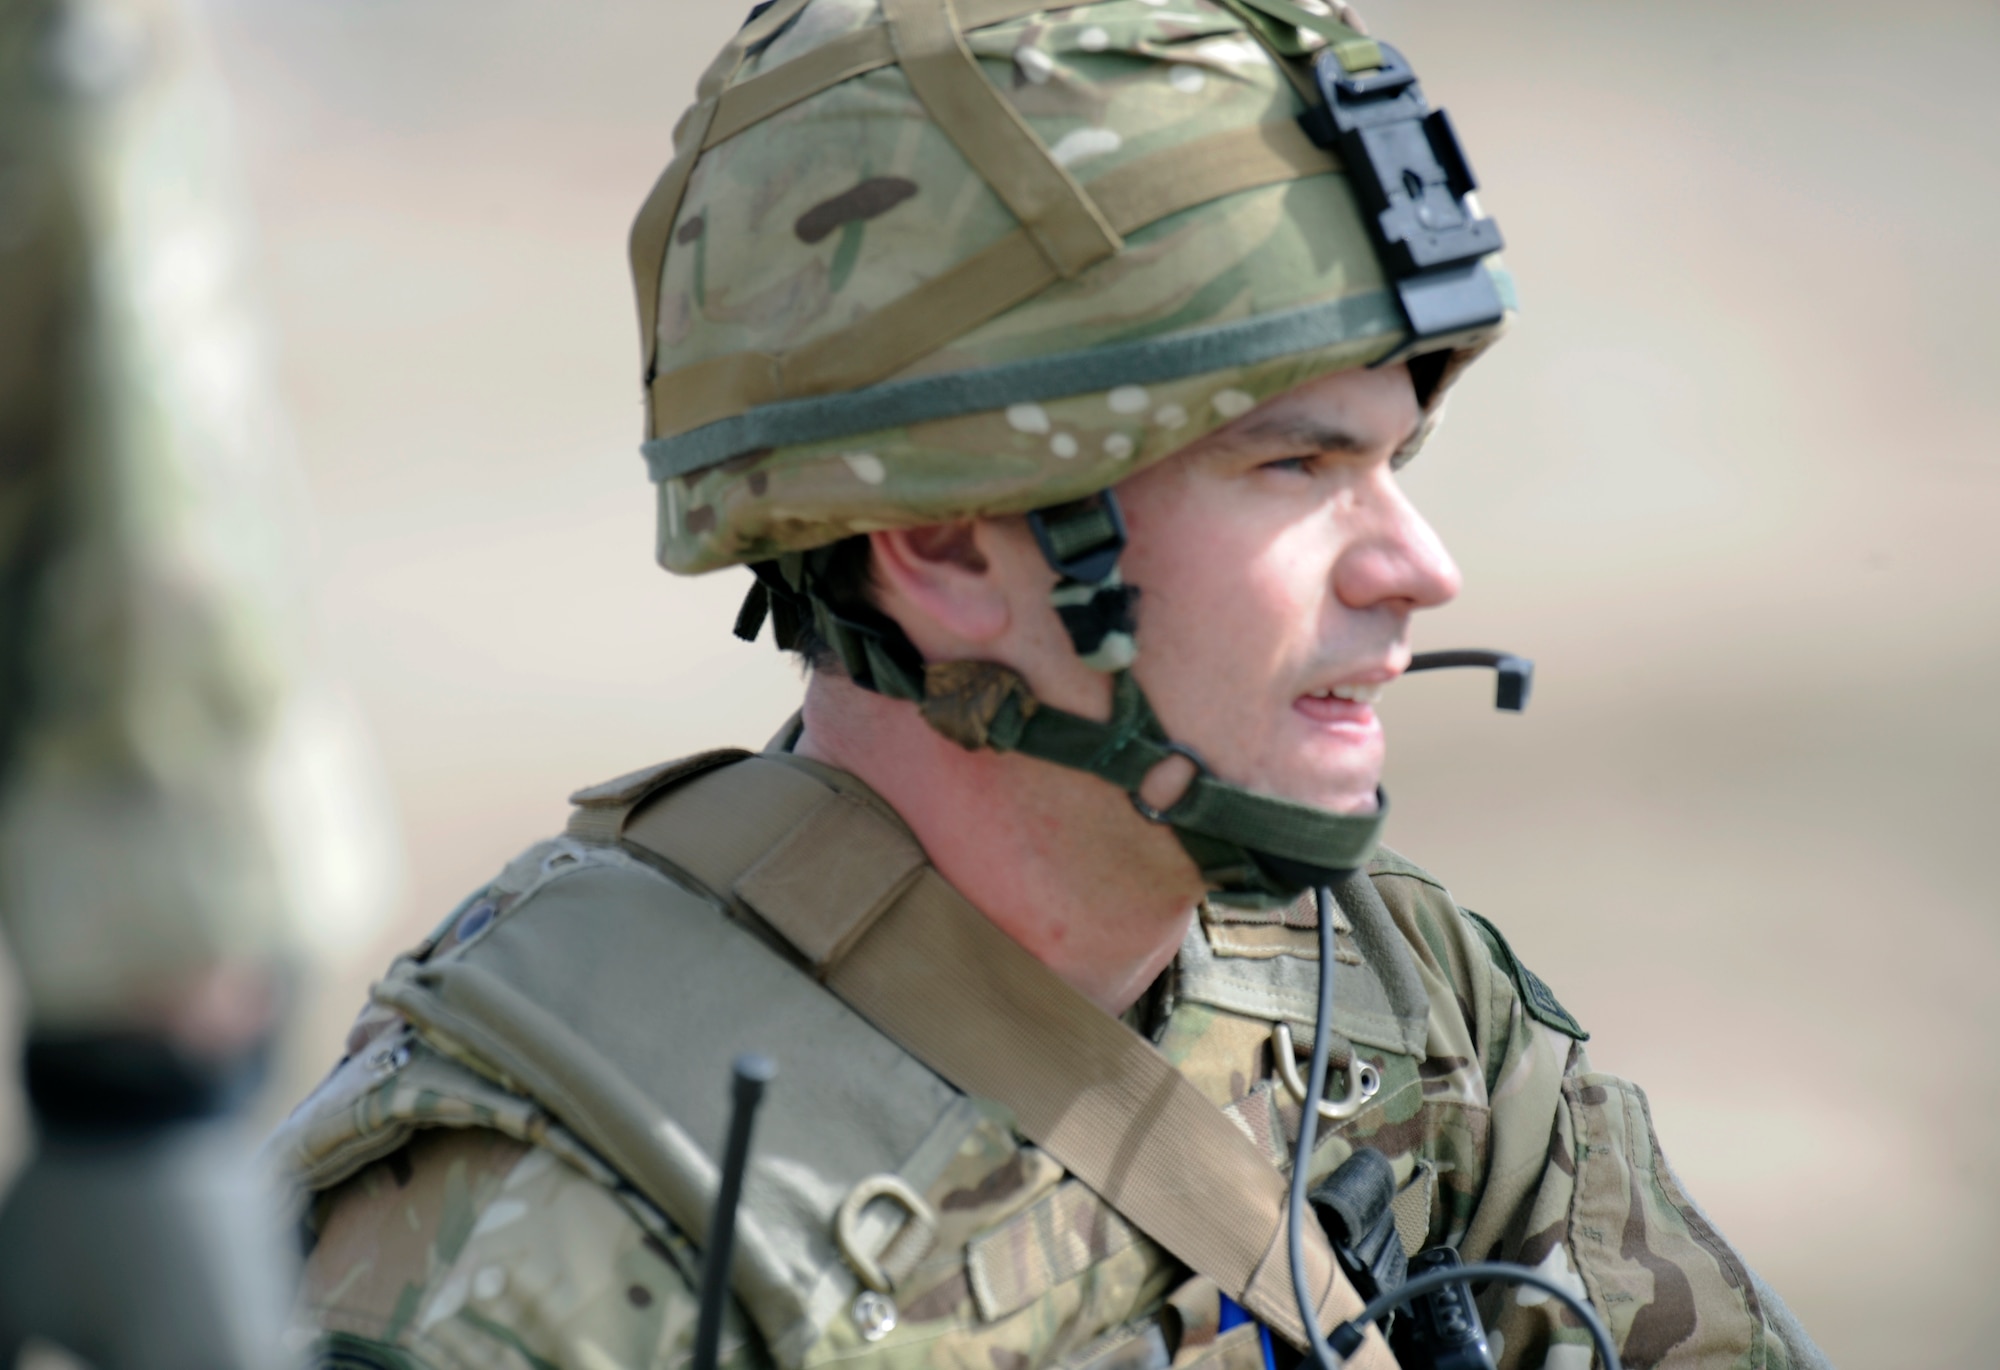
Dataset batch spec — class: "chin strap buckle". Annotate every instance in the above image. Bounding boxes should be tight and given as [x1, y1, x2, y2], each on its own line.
[1027, 492, 1140, 672]
[1026, 491, 1126, 583]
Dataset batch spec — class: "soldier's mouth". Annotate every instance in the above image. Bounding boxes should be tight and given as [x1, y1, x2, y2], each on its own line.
[1293, 687, 1381, 732]
[1303, 683, 1383, 704]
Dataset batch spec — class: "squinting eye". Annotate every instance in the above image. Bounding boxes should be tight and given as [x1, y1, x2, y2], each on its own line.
[1261, 455, 1313, 474]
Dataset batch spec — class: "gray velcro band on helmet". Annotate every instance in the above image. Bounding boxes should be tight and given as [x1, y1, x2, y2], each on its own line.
[641, 288, 1405, 483]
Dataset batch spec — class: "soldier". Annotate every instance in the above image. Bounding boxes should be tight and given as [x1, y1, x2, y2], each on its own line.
[275, 2, 1831, 1368]
[0, 0, 394, 1363]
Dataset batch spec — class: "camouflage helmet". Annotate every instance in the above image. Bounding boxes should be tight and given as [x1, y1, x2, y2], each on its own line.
[633, 0, 1511, 575]
[630, 0, 1514, 899]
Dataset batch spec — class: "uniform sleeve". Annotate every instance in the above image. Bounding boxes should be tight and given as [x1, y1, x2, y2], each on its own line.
[296, 1128, 767, 1370]
[1479, 1046, 1840, 1370]
[1368, 858, 1832, 1369]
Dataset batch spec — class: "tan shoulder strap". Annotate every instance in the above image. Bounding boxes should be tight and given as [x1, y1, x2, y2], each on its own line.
[565, 748, 751, 844]
[605, 755, 1394, 1367]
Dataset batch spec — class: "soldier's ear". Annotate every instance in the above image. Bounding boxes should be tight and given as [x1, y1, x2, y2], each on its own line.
[868, 522, 1011, 650]
[896, 522, 988, 573]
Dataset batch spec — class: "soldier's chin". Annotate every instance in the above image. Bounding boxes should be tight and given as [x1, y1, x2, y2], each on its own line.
[1276, 738, 1384, 815]
[1262, 759, 1382, 819]
[1319, 781, 1384, 818]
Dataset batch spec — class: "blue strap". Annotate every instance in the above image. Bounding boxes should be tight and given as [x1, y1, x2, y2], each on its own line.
[1217, 1295, 1279, 1370]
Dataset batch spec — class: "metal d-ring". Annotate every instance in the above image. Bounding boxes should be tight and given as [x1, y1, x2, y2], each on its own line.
[835, 1174, 939, 1295]
[1129, 742, 1212, 824]
[1272, 1022, 1381, 1122]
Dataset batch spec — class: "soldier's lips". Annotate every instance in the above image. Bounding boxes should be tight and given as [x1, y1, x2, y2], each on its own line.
[1292, 689, 1379, 732]
[1295, 675, 1387, 727]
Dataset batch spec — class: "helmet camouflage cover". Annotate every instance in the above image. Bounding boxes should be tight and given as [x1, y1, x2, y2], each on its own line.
[634, 0, 1512, 575]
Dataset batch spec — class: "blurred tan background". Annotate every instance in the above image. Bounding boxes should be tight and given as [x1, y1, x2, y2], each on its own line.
[190, 0, 1997, 1364]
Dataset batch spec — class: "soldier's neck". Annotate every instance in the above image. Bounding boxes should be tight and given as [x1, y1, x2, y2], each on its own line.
[795, 672, 1203, 1017]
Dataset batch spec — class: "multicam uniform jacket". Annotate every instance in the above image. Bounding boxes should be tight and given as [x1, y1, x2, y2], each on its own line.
[282, 758, 1823, 1370]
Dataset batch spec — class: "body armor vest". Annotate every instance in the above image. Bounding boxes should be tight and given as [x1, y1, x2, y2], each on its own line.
[270, 749, 1434, 1367]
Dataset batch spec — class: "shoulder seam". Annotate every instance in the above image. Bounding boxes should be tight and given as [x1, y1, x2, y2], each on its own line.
[1459, 908, 1589, 1042]
[1364, 844, 1450, 893]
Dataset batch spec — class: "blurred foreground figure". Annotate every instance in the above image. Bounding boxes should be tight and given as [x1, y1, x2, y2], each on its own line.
[0, 0, 394, 1364]
[275, 2, 1829, 1368]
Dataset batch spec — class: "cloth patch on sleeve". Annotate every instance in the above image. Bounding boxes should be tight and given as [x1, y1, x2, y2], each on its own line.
[1461, 909, 1589, 1041]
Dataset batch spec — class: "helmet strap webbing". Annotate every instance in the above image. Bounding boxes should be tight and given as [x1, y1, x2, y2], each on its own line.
[1027, 495, 1142, 672]
[942, 662, 1386, 898]
[737, 554, 1382, 901]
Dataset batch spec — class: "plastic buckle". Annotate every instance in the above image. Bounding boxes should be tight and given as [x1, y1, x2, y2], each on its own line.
[1027, 491, 1127, 585]
[1298, 42, 1506, 346]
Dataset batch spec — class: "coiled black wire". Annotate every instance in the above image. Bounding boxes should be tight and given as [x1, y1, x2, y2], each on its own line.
[1287, 884, 1623, 1370]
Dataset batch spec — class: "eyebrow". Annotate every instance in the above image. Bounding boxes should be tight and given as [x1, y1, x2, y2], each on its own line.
[1235, 416, 1374, 454]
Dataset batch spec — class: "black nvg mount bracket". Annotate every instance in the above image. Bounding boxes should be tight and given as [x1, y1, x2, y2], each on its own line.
[1298, 42, 1507, 349]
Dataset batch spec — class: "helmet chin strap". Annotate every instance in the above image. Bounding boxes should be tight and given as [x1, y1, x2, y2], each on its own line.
[736, 490, 1529, 903]
[1022, 492, 1389, 898]
[736, 494, 1379, 902]
[925, 659, 1385, 902]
